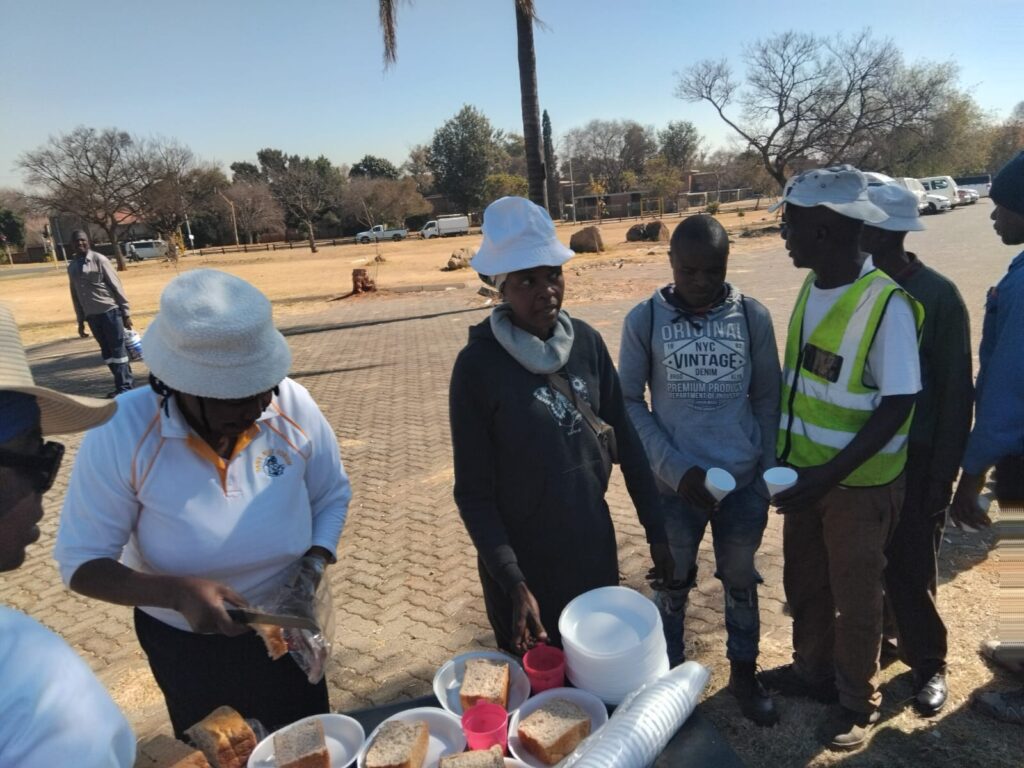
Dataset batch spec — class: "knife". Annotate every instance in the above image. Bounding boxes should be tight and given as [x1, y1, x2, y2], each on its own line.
[227, 608, 319, 631]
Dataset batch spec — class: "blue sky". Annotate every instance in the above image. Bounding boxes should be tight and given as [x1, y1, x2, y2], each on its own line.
[1, 0, 1021, 187]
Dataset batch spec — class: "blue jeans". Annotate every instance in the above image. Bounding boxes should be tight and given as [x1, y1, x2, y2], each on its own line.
[655, 483, 768, 664]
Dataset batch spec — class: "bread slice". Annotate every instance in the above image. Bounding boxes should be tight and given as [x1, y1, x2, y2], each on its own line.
[517, 698, 590, 766]
[459, 659, 510, 710]
[364, 720, 430, 768]
[438, 744, 504, 768]
[254, 623, 289, 660]
[184, 706, 257, 768]
[135, 734, 212, 767]
[273, 718, 329, 768]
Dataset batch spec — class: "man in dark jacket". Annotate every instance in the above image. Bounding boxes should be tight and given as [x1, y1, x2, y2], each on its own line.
[861, 182, 973, 716]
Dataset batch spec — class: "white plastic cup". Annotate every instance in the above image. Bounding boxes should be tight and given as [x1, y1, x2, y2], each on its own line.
[704, 468, 736, 502]
[763, 467, 798, 496]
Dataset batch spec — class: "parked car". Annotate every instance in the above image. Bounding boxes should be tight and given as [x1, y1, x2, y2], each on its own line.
[922, 193, 952, 214]
[863, 172, 948, 215]
[919, 176, 961, 208]
[957, 188, 979, 205]
[355, 224, 408, 244]
[953, 174, 992, 198]
[420, 215, 470, 239]
[128, 239, 168, 260]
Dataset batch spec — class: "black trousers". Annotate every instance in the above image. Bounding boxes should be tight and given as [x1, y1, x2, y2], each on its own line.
[134, 608, 329, 739]
[883, 456, 947, 677]
[85, 308, 133, 393]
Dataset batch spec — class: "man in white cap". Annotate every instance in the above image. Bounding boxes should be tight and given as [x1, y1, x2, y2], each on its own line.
[760, 166, 923, 749]
[860, 182, 973, 716]
[0, 302, 135, 766]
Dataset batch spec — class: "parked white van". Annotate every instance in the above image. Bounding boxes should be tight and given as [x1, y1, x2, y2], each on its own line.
[128, 239, 169, 260]
[919, 176, 960, 208]
[420, 214, 470, 239]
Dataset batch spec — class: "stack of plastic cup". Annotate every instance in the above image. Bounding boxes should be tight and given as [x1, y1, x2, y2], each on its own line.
[558, 587, 669, 705]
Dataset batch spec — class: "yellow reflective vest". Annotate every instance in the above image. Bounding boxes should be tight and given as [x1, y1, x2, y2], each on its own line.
[777, 268, 924, 487]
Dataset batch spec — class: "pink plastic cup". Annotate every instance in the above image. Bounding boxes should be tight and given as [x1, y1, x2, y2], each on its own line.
[461, 702, 508, 752]
[523, 644, 566, 693]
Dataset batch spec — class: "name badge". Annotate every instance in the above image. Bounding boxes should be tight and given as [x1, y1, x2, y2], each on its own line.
[802, 344, 843, 383]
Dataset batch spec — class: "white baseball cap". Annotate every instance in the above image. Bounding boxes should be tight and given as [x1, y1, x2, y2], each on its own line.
[865, 182, 925, 232]
[769, 165, 888, 224]
[471, 196, 574, 279]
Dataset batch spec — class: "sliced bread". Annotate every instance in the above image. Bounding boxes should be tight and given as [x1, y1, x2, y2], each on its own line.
[517, 698, 590, 766]
[254, 623, 289, 660]
[364, 720, 430, 768]
[459, 659, 510, 710]
[134, 734, 212, 767]
[438, 744, 504, 768]
[273, 718, 329, 768]
[184, 706, 257, 768]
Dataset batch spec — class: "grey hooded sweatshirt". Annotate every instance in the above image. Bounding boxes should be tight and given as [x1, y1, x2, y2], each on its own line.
[619, 283, 781, 495]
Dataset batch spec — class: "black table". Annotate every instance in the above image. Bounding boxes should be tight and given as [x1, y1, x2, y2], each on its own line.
[343, 694, 746, 767]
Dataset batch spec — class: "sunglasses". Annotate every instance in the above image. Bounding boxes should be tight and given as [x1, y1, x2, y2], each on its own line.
[0, 441, 65, 493]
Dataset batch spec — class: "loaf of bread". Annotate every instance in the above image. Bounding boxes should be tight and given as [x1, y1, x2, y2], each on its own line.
[184, 706, 258, 768]
[437, 744, 504, 768]
[517, 698, 590, 766]
[254, 623, 289, 660]
[459, 658, 510, 710]
[273, 718, 329, 768]
[134, 734, 212, 767]
[364, 720, 430, 768]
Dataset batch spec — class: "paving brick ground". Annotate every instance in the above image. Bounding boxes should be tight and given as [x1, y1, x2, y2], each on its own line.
[2, 201, 1009, 745]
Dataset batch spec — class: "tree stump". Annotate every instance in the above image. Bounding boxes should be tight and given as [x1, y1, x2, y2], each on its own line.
[352, 268, 376, 294]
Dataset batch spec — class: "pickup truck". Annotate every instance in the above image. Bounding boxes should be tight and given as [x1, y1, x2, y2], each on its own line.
[355, 224, 408, 244]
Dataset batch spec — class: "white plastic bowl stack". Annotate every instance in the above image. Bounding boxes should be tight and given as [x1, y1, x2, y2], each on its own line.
[558, 586, 669, 705]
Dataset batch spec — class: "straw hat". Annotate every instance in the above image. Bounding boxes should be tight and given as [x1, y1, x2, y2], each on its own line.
[142, 269, 292, 399]
[0, 302, 115, 435]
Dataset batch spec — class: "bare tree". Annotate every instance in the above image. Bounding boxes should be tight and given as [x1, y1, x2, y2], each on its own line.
[258, 150, 345, 253]
[137, 140, 227, 247]
[341, 177, 430, 229]
[676, 30, 957, 187]
[18, 126, 159, 269]
[224, 181, 285, 244]
[562, 119, 655, 192]
[401, 144, 434, 195]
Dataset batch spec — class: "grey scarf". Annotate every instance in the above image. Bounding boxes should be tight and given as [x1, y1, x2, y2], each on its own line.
[490, 304, 575, 374]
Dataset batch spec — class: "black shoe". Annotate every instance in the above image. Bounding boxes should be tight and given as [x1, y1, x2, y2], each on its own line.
[729, 661, 779, 727]
[759, 663, 838, 704]
[913, 669, 947, 716]
[824, 706, 879, 750]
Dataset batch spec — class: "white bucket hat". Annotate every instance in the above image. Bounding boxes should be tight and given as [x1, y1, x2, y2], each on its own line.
[865, 182, 925, 232]
[0, 302, 115, 435]
[470, 196, 573, 281]
[769, 165, 888, 224]
[143, 269, 292, 399]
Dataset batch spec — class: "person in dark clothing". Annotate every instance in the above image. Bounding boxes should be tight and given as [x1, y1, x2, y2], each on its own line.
[66, 230, 134, 396]
[449, 196, 674, 654]
[861, 182, 974, 716]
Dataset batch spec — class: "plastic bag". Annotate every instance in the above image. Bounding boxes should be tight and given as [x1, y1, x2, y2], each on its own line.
[261, 555, 336, 684]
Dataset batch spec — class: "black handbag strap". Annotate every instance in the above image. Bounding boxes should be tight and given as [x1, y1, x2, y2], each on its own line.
[546, 373, 608, 436]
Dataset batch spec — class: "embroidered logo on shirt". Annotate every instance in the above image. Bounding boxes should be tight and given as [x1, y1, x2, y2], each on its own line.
[255, 449, 291, 478]
[533, 375, 590, 434]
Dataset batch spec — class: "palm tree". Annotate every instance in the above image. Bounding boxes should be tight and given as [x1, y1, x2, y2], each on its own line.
[379, 0, 548, 209]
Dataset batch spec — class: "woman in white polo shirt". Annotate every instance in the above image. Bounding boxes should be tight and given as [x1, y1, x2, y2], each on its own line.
[55, 270, 352, 738]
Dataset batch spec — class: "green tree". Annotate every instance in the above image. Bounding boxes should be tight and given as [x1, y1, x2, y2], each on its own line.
[658, 121, 703, 169]
[620, 124, 658, 176]
[640, 156, 685, 203]
[542, 110, 560, 218]
[256, 149, 346, 252]
[230, 161, 264, 183]
[349, 155, 400, 179]
[378, 0, 547, 207]
[483, 173, 529, 204]
[401, 144, 434, 195]
[0, 208, 25, 264]
[429, 105, 497, 212]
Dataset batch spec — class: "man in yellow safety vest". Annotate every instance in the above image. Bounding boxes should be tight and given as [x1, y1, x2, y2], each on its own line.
[759, 166, 924, 750]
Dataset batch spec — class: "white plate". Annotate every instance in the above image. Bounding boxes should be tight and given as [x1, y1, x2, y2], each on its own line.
[504, 760, 531, 768]
[248, 713, 365, 768]
[433, 650, 531, 716]
[507, 688, 608, 768]
[356, 707, 466, 768]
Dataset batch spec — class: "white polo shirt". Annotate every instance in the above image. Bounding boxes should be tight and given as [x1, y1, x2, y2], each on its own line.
[0, 606, 135, 767]
[55, 377, 352, 632]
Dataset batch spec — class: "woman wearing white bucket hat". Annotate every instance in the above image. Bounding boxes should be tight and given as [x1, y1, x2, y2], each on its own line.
[54, 269, 352, 738]
[450, 197, 674, 654]
[0, 302, 135, 767]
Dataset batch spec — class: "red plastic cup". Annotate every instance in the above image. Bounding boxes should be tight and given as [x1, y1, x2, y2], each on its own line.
[461, 702, 508, 752]
[523, 643, 566, 693]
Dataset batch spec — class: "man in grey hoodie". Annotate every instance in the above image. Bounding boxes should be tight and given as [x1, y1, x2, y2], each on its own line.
[619, 215, 781, 726]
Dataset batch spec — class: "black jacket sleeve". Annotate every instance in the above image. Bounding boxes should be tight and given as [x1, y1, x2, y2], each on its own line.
[927, 284, 974, 488]
[449, 351, 525, 594]
[593, 331, 667, 544]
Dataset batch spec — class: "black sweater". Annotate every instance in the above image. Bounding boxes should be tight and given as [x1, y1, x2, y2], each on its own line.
[450, 316, 666, 602]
